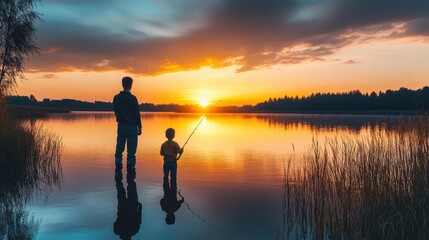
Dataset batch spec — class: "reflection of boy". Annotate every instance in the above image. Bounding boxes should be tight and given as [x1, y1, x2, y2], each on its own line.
[160, 179, 184, 225]
[160, 128, 183, 182]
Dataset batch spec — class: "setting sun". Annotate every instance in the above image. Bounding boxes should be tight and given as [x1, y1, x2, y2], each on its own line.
[199, 99, 209, 107]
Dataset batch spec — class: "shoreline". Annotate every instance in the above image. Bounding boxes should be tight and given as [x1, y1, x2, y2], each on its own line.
[7, 105, 70, 118]
[7, 104, 423, 117]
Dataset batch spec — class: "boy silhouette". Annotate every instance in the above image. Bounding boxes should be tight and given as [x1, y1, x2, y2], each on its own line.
[113, 76, 142, 170]
[160, 128, 183, 183]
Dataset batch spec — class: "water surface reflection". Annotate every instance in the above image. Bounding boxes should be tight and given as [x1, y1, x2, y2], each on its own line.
[27, 112, 403, 239]
[0, 119, 62, 240]
[113, 168, 142, 240]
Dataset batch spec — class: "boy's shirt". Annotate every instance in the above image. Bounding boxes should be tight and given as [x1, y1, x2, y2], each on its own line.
[160, 140, 182, 161]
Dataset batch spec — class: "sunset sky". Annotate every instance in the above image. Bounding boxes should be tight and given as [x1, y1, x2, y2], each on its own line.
[17, 0, 429, 106]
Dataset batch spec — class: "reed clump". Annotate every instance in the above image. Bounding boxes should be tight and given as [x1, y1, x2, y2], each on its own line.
[281, 115, 429, 240]
[0, 112, 63, 203]
[0, 203, 39, 240]
[0, 106, 63, 239]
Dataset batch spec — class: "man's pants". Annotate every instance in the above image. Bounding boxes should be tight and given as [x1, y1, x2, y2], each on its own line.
[115, 123, 138, 168]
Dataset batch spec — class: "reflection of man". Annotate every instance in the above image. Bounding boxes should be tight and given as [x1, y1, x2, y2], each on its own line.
[160, 179, 184, 225]
[114, 168, 142, 240]
[113, 76, 142, 170]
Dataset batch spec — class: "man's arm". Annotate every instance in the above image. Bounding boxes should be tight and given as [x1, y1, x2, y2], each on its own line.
[113, 95, 118, 116]
[134, 96, 142, 135]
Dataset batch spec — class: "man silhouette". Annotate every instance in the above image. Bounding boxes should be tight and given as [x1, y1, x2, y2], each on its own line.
[113, 76, 142, 170]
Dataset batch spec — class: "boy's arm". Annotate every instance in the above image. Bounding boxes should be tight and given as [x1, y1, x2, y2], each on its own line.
[176, 143, 184, 154]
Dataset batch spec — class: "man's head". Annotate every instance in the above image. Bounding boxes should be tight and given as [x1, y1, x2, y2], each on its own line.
[122, 76, 133, 90]
[165, 128, 175, 140]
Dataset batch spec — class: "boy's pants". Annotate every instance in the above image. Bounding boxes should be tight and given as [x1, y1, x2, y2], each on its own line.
[115, 123, 138, 168]
[163, 161, 177, 180]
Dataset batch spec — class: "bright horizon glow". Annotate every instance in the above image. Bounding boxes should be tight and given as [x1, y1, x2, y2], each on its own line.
[199, 99, 209, 107]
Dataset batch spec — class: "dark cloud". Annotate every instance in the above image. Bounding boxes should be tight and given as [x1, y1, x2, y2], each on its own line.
[29, 0, 429, 75]
[404, 17, 429, 36]
[343, 60, 360, 64]
[319, 0, 429, 32]
[39, 73, 57, 79]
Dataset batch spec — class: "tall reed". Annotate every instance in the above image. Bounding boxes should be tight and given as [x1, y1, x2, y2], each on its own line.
[280, 115, 429, 240]
[0, 114, 63, 203]
[0, 108, 63, 239]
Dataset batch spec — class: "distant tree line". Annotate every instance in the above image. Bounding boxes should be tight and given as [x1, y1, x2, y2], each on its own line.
[6, 96, 220, 112]
[7, 95, 252, 113]
[254, 87, 429, 112]
[7, 95, 113, 111]
[7, 86, 429, 113]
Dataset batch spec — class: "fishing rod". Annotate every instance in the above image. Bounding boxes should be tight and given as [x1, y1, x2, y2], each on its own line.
[176, 100, 221, 160]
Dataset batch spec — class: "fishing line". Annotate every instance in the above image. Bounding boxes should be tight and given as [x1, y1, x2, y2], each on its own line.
[174, 101, 224, 232]
[177, 189, 223, 232]
[176, 100, 221, 160]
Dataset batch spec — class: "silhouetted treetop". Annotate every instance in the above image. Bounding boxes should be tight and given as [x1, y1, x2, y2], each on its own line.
[0, 0, 41, 96]
[254, 87, 429, 112]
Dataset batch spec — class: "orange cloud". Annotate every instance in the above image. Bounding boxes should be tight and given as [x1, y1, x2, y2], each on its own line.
[28, 0, 429, 76]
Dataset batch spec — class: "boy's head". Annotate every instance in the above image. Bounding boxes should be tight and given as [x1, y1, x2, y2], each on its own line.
[165, 128, 175, 140]
[122, 76, 133, 90]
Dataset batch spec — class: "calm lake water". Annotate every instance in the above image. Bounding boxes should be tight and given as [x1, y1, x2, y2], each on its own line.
[26, 112, 400, 240]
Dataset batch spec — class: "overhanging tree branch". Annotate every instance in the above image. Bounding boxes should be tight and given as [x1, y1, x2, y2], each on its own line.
[0, 0, 40, 96]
